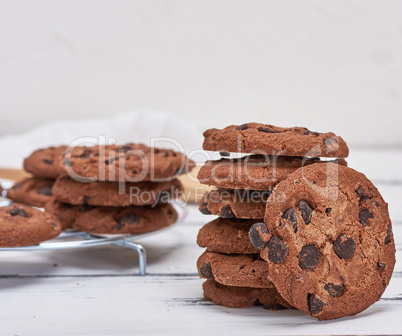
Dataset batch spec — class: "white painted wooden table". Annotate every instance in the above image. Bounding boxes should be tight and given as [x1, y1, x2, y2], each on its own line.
[1, 148, 401, 335]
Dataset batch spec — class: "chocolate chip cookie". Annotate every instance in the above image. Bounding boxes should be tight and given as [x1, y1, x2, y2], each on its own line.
[197, 251, 273, 288]
[23, 146, 66, 178]
[203, 280, 293, 309]
[44, 199, 96, 229]
[7, 177, 54, 208]
[73, 202, 178, 234]
[203, 123, 349, 158]
[198, 155, 345, 190]
[199, 188, 269, 219]
[52, 175, 183, 207]
[197, 218, 261, 254]
[255, 162, 395, 320]
[0, 204, 62, 246]
[57, 144, 195, 182]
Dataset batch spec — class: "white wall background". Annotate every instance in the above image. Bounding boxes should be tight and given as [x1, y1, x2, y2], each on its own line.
[0, 0, 401, 146]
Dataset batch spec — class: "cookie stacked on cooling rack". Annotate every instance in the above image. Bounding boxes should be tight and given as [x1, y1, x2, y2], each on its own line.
[197, 123, 396, 320]
[9, 144, 194, 235]
[7, 146, 66, 207]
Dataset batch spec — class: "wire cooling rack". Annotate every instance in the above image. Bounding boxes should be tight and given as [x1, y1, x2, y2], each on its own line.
[0, 185, 186, 276]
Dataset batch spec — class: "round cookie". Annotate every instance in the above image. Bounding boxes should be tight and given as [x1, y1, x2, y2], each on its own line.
[23, 146, 66, 178]
[254, 163, 395, 320]
[57, 144, 195, 182]
[197, 251, 273, 288]
[52, 175, 183, 207]
[7, 177, 54, 208]
[197, 218, 261, 254]
[198, 155, 345, 190]
[44, 199, 96, 229]
[203, 123, 349, 158]
[0, 204, 62, 247]
[203, 280, 293, 309]
[199, 188, 269, 219]
[73, 202, 178, 234]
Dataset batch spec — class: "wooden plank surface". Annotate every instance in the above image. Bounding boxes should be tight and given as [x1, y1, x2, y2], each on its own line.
[0, 147, 401, 335]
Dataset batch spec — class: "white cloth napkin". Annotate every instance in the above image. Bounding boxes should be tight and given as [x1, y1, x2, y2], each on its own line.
[0, 110, 205, 169]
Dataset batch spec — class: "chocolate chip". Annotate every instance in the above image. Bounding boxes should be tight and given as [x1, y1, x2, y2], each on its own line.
[235, 124, 248, 130]
[298, 245, 320, 269]
[79, 148, 92, 158]
[311, 132, 320, 136]
[355, 185, 369, 201]
[377, 262, 386, 268]
[282, 208, 297, 232]
[50, 221, 58, 228]
[267, 236, 288, 263]
[257, 126, 276, 133]
[359, 209, 373, 227]
[163, 151, 170, 157]
[220, 205, 235, 218]
[298, 200, 313, 225]
[219, 151, 230, 157]
[239, 264, 245, 270]
[375, 201, 380, 207]
[308, 294, 325, 315]
[132, 169, 138, 175]
[7, 207, 28, 218]
[325, 208, 332, 215]
[263, 304, 288, 311]
[118, 213, 140, 225]
[37, 186, 52, 196]
[384, 228, 392, 244]
[248, 223, 269, 250]
[105, 158, 115, 165]
[324, 283, 344, 297]
[172, 152, 177, 157]
[121, 145, 133, 152]
[199, 202, 212, 215]
[333, 234, 356, 260]
[324, 137, 338, 152]
[200, 262, 214, 279]
[43, 158, 54, 165]
[82, 196, 89, 204]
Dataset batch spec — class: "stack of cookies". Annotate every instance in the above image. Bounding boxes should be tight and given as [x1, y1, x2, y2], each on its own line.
[197, 123, 395, 320]
[9, 143, 194, 236]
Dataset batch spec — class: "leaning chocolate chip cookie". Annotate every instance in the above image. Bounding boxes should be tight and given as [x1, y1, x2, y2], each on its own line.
[197, 218, 261, 254]
[254, 163, 395, 320]
[23, 146, 66, 178]
[57, 144, 195, 182]
[199, 188, 269, 219]
[203, 123, 349, 158]
[0, 204, 62, 246]
[52, 175, 183, 207]
[7, 177, 54, 208]
[198, 155, 345, 190]
[197, 251, 273, 288]
[203, 280, 293, 309]
[73, 202, 178, 234]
